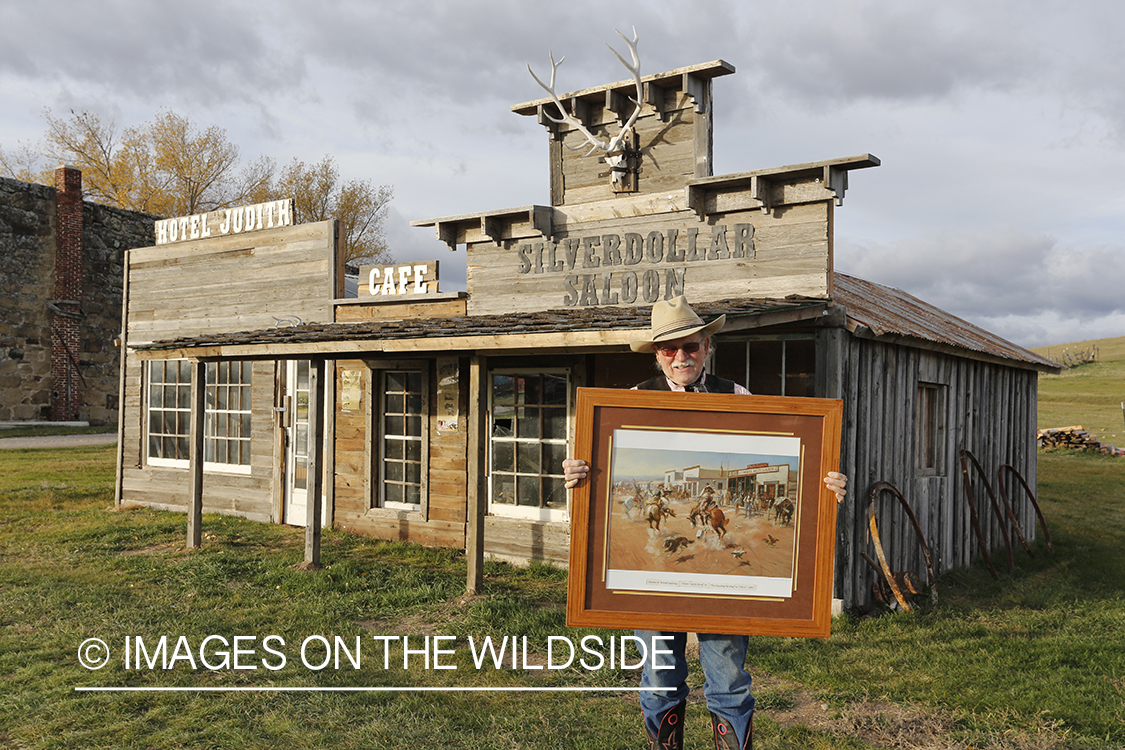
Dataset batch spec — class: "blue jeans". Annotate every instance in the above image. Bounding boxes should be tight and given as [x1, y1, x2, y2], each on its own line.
[637, 631, 754, 746]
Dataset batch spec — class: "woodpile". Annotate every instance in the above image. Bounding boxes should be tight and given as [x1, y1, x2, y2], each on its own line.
[1037, 425, 1125, 456]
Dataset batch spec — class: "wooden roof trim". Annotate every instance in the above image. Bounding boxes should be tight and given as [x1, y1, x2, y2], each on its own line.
[411, 206, 552, 251]
[132, 328, 640, 361]
[510, 60, 736, 116]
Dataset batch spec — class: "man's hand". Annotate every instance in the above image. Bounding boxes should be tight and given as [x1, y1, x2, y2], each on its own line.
[563, 458, 589, 489]
[824, 472, 847, 503]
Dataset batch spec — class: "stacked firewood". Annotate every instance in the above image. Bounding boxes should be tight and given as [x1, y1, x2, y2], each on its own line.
[1037, 426, 1125, 456]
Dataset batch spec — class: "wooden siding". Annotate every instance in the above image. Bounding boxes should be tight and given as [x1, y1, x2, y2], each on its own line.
[331, 358, 468, 550]
[829, 336, 1040, 608]
[554, 91, 703, 205]
[466, 201, 831, 316]
[334, 296, 467, 323]
[117, 356, 278, 522]
[125, 220, 336, 343]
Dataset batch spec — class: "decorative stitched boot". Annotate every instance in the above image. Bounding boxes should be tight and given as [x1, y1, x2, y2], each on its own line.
[711, 711, 752, 750]
[646, 701, 685, 750]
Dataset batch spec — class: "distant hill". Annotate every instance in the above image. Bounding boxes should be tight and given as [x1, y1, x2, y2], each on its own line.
[1033, 335, 1125, 450]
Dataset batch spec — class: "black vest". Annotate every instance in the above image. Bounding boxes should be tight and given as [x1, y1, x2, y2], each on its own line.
[635, 372, 739, 394]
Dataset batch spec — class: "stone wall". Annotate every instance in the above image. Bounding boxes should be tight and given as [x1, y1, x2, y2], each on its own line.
[0, 173, 154, 424]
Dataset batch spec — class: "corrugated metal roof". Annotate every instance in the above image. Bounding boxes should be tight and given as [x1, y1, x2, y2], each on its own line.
[832, 273, 1059, 371]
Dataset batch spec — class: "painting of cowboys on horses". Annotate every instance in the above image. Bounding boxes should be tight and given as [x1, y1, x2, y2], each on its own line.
[603, 427, 803, 599]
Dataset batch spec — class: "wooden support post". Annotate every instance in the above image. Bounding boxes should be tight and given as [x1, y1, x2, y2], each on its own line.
[186, 359, 206, 549]
[304, 359, 325, 568]
[466, 355, 487, 594]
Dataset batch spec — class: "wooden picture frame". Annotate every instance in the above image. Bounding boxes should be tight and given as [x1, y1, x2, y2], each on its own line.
[567, 387, 843, 638]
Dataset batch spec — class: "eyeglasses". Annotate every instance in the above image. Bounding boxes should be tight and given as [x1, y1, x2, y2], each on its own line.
[654, 341, 702, 356]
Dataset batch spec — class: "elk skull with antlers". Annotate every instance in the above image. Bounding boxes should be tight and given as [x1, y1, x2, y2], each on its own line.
[527, 27, 643, 192]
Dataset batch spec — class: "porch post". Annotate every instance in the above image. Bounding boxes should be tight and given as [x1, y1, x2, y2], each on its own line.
[304, 358, 325, 567]
[466, 355, 487, 594]
[186, 359, 206, 549]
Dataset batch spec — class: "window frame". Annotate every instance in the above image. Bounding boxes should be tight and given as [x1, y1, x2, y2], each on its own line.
[487, 367, 571, 523]
[712, 334, 816, 397]
[367, 361, 430, 515]
[144, 359, 253, 475]
[915, 381, 948, 477]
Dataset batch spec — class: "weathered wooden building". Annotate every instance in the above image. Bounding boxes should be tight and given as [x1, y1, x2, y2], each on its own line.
[117, 53, 1057, 608]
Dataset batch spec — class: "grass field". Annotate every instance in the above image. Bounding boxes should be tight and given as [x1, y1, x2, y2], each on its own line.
[1, 442, 1122, 749]
[2, 339, 1123, 749]
[1033, 336, 1125, 446]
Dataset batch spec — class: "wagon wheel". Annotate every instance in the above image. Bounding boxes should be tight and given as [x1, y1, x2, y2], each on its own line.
[865, 481, 939, 611]
[958, 449, 1013, 576]
[997, 464, 1053, 554]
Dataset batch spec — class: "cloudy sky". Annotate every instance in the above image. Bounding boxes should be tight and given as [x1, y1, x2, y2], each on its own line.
[2, 0, 1122, 349]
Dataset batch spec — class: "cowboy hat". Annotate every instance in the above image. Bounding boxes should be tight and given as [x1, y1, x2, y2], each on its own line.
[630, 296, 725, 353]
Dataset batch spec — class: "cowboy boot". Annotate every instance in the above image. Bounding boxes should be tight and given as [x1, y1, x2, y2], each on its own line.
[646, 701, 685, 750]
[711, 711, 752, 750]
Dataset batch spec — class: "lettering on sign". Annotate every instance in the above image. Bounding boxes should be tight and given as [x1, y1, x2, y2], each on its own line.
[514, 224, 754, 307]
[729, 465, 787, 478]
[154, 199, 294, 245]
[360, 261, 439, 297]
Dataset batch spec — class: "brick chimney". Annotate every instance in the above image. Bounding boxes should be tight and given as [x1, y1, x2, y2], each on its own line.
[50, 164, 84, 422]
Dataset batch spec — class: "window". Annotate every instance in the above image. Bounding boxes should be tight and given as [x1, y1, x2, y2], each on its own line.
[377, 369, 427, 510]
[146, 359, 251, 471]
[712, 336, 816, 396]
[916, 382, 947, 476]
[489, 370, 569, 521]
[206, 361, 252, 466]
[147, 359, 192, 462]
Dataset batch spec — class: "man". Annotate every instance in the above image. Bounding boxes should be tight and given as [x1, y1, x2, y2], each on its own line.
[563, 296, 847, 750]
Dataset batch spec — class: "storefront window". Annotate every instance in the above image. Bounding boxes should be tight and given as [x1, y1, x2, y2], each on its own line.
[489, 370, 568, 520]
[713, 336, 816, 396]
[379, 369, 427, 509]
[146, 359, 251, 469]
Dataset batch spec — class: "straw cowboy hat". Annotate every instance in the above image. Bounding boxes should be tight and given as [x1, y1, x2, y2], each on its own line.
[630, 296, 726, 353]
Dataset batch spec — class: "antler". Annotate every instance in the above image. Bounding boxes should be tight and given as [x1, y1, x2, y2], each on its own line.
[527, 27, 643, 161]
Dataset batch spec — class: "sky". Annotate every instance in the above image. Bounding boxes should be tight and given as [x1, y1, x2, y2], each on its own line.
[2, 0, 1123, 349]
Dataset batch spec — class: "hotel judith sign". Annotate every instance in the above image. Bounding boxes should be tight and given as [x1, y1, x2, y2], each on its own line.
[155, 199, 294, 245]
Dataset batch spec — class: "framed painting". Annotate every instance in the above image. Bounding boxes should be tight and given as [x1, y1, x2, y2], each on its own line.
[567, 387, 843, 638]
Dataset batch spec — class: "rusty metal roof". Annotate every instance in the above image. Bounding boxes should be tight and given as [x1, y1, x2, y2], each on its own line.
[832, 273, 1059, 371]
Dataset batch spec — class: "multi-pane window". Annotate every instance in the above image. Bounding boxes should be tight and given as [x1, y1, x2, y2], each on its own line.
[916, 382, 947, 476]
[206, 361, 252, 466]
[713, 336, 816, 396]
[489, 371, 568, 518]
[380, 370, 426, 508]
[146, 359, 251, 468]
[147, 360, 193, 461]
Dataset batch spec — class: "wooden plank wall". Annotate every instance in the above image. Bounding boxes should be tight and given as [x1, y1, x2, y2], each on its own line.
[125, 220, 336, 343]
[117, 355, 278, 522]
[466, 201, 831, 316]
[331, 358, 467, 550]
[830, 336, 1040, 608]
[556, 90, 702, 205]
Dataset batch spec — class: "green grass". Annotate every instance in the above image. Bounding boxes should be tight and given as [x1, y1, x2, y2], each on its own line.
[3, 436, 1124, 747]
[0, 424, 117, 438]
[1033, 335, 1125, 446]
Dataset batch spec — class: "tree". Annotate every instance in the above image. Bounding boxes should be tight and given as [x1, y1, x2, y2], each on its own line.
[32, 109, 274, 217]
[275, 155, 393, 267]
[1, 110, 393, 265]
